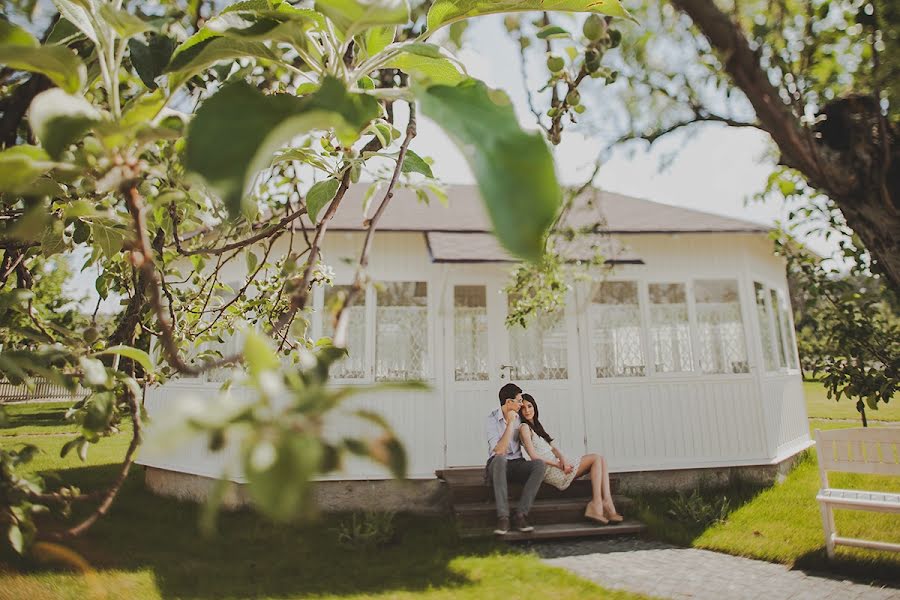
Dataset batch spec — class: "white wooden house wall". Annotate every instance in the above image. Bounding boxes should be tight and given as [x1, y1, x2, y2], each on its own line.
[139, 230, 810, 481]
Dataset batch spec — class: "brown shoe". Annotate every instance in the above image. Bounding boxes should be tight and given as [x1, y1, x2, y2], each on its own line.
[494, 516, 510, 536]
[585, 502, 609, 525]
[603, 502, 624, 522]
[513, 512, 534, 532]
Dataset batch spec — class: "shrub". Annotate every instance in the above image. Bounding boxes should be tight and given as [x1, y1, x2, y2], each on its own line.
[335, 511, 397, 549]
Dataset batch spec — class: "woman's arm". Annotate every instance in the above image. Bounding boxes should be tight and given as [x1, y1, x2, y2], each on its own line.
[520, 425, 562, 469]
[550, 444, 574, 474]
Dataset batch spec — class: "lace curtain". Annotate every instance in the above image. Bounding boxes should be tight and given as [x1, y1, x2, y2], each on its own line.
[590, 281, 645, 377]
[694, 280, 749, 374]
[323, 285, 367, 379]
[376, 282, 428, 381]
[453, 286, 488, 381]
[649, 283, 693, 373]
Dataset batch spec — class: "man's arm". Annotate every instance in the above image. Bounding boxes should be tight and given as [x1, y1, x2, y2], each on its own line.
[492, 414, 517, 456]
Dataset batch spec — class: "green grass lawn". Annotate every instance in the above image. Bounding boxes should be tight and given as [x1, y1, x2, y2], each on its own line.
[0, 401, 84, 436]
[0, 432, 648, 600]
[803, 381, 898, 422]
[637, 416, 900, 583]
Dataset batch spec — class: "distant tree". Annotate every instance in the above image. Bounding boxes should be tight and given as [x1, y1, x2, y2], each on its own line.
[507, 0, 900, 293]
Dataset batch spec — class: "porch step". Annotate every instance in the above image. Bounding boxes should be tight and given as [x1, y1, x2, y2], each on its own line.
[437, 467, 621, 504]
[454, 496, 634, 529]
[438, 467, 645, 542]
[460, 520, 646, 541]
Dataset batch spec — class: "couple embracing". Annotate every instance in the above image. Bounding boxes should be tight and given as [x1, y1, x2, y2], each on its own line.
[485, 383, 622, 535]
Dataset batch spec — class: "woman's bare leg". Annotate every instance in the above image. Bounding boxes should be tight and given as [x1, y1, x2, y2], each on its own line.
[576, 454, 604, 508]
[599, 456, 622, 517]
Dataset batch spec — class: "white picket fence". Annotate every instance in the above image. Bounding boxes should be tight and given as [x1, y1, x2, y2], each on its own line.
[0, 379, 87, 402]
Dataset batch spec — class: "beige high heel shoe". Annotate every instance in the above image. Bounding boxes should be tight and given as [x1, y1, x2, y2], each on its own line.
[604, 503, 624, 523]
[584, 502, 609, 525]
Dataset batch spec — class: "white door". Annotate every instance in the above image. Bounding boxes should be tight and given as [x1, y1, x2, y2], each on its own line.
[444, 281, 585, 467]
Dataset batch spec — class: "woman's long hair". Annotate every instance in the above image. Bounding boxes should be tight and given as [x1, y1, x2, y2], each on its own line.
[520, 393, 553, 445]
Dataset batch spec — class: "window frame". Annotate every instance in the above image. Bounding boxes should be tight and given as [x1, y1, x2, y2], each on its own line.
[751, 279, 800, 375]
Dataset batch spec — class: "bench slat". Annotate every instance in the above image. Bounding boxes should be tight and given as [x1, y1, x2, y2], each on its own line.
[832, 536, 900, 553]
[817, 489, 900, 512]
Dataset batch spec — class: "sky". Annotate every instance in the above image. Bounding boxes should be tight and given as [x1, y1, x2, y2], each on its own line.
[415, 15, 793, 236]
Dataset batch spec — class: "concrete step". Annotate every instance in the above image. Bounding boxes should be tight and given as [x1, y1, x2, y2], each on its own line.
[454, 496, 634, 529]
[460, 519, 646, 541]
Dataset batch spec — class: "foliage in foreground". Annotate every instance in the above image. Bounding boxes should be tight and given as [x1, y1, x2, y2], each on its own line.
[0, 433, 644, 600]
[0, 0, 637, 554]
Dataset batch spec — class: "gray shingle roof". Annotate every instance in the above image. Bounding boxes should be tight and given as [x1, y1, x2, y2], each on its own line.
[297, 184, 769, 234]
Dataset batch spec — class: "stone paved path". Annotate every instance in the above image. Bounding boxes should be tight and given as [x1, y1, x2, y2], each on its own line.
[527, 538, 900, 599]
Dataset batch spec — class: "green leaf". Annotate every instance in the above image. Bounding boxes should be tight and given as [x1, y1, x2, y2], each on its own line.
[90, 218, 127, 258]
[40, 218, 66, 257]
[205, 5, 326, 47]
[99, 5, 153, 38]
[165, 29, 279, 89]
[28, 89, 101, 159]
[243, 331, 279, 376]
[306, 178, 340, 223]
[426, 0, 635, 32]
[0, 19, 39, 47]
[244, 432, 322, 522]
[184, 78, 378, 216]
[0, 146, 61, 194]
[419, 79, 560, 262]
[401, 149, 434, 178]
[314, 0, 410, 33]
[96, 345, 154, 372]
[246, 250, 259, 273]
[0, 22, 86, 93]
[51, 0, 99, 43]
[383, 42, 466, 85]
[364, 25, 396, 56]
[8, 524, 24, 555]
[129, 35, 176, 90]
[536, 25, 570, 39]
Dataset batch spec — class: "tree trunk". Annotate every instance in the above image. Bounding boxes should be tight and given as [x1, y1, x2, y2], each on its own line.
[671, 0, 900, 294]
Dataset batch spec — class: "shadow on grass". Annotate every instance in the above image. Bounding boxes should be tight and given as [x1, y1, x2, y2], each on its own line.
[0, 402, 73, 432]
[792, 547, 900, 589]
[4, 465, 506, 599]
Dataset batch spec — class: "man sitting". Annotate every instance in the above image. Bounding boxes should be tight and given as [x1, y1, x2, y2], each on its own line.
[485, 383, 546, 535]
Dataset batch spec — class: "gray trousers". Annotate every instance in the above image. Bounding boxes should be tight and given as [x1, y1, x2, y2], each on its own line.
[486, 455, 546, 518]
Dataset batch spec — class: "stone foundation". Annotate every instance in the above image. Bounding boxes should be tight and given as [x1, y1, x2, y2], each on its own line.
[143, 447, 810, 513]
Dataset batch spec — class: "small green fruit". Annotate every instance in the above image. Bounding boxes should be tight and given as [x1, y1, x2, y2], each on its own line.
[609, 29, 622, 48]
[574, 104, 587, 114]
[583, 15, 605, 41]
[584, 48, 601, 73]
[566, 89, 581, 105]
[546, 54, 565, 73]
[84, 326, 100, 344]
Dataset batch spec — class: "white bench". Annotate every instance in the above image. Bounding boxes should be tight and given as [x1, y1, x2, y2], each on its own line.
[815, 427, 900, 558]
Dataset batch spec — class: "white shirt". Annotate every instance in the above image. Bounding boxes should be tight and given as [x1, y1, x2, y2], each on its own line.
[485, 407, 522, 461]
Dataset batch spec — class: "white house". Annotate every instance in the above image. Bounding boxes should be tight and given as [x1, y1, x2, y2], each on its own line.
[139, 185, 811, 493]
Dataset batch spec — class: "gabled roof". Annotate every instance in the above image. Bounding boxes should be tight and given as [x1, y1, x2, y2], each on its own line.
[297, 184, 770, 234]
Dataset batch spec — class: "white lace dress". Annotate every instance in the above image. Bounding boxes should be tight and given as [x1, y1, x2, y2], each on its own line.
[525, 430, 582, 491]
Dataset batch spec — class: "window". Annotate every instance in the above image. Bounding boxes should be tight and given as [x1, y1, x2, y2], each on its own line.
[590, 281, 645, 377]
[694, 279, 749, 374]
[648, 283, 693, 373]
[773, 289, 798, 369]
[754, 282, 778, 371]
[323, 285, 367, 379]
[769, 289, 788, 369]
[453, 285, 488, 381]
[375, 282, 429, 381]
[507, 296, 568, 380]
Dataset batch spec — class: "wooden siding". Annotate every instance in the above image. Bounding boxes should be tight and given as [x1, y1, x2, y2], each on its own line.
[138, 231, 809, 480]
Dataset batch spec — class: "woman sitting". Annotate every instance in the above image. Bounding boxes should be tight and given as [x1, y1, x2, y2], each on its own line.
[518, 393, 623, 524]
